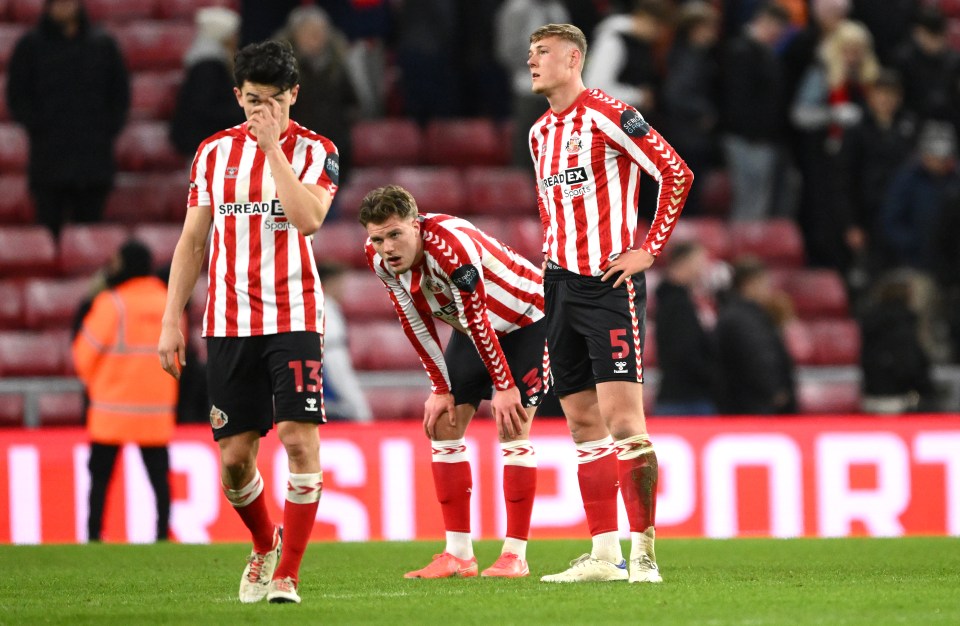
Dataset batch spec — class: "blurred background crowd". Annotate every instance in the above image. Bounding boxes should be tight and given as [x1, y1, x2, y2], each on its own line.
[2, 0, 960, 428]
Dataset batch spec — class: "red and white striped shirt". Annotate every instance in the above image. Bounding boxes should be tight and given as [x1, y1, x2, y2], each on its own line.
[365, 214, 544, 394]
[189, 120, 339, 337]
[529, 88, 693, 276]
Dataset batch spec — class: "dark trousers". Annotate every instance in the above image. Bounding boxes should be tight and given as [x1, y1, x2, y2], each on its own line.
[87, 443, 170, 542]
[32, 183, 110, 237]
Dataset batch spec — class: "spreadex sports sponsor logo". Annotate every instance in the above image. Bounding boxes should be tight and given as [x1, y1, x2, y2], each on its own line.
[218, 198, 294, 230]
[540, 166, 593, 198]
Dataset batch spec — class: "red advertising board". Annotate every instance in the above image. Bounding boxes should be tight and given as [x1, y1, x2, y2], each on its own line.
[1, 416, 958, 544]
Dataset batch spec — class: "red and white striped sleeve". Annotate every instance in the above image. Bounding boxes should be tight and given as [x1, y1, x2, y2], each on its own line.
[422, 226, 515, 391]
[592, 102, 693, 256]
[299, 129, 340, 196]
[188, 136, 219, 209]
[365, 242, 451, 394]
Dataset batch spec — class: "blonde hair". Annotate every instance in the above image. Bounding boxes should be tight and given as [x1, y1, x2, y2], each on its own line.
[358, 185, 419, 226]
[819, 20, 880, 88]
[529, 23, 588, 64]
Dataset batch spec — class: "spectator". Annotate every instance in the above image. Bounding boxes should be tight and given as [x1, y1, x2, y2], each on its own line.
[716, 257, 797, 415]
[782, 0, 851, 111]
[5, 0, 129, 238]
[791, 19, 880, 270]
[314, 262, 372, 422]
[494, 0, 570, 166]
[860, 271, 935, 414]
[720, 2, 792, 220]
[72, 241, 179, 542]
[661, 1, 721, 216]
[891, 7, 960, 129]
[932, 190, 960, 362]
[850, 0, 914, 65]
[284, 6, 360, 183]
[170, 6, 245, 158]
[582, 0, 669, 118]
[654, 241, 719, 416]
[395, 0, 459, 122]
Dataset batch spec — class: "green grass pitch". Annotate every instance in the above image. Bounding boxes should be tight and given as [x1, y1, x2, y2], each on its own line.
[4, 537, 958, 625]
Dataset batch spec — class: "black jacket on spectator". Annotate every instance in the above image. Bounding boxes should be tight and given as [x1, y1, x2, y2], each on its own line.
[654, 280, 719, 405]
[716, 295, 797, 415]
[721, 35, 784, 141]
[860, 300, 933, 398]
[6, 8, 129, 188]
[170, 59, 245, 157]
[892, 40, 960, 124]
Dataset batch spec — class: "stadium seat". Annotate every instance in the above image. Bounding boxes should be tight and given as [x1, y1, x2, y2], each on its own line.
[700, 169, 732, 217]
[0, 280, 23, 329]
[337, 270, 397, 321]
[0, 393, 25, 427]
[0, 73, 9, 121]
[131, 222, 182, 269]
[7, 0, 41, 24]
[115, 122, 185, 172]
[104, 174, 172, 223]
[158, 170, 190, 221]
[939, 0, 960, 18]
[86, 0, 156, 22]
[330, 167, 394, 218]
[351, 119, 422, 167]
[22, 277, 91, 330]
[948, 17, 960, 50]
[38, 390, 85, 426]
[59, 223, 130, 276]
[0, 174, 33, 223]
[643, 321, 657, 368]
[112, 21, 195, 72]
[782, 319, 815, 365]
[365, 385, 430, 420]
[728, 219, 805, 267]
[797, 379, 861, 414]
[312, 219, 370, 268]
[0, 123, 28, 172]
[423, 119, 508, 167]
[130, 70, 183, 121]
[669, 217, 731, 261]
[468, 215, 544, 263]
[0, 331, 65, 376]
[462, 167, 537, 216]
[809, 319, 860, 366]
[391, 167, 464, 215]
[0, 226, 57, 277]
[782, 269, 849, 319]
[0, 26, 28, 72]
[156, 0, 240, 19]
[348, 321, 424, 370]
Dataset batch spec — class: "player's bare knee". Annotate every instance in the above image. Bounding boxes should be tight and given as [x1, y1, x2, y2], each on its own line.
[277, 422, 320, 463]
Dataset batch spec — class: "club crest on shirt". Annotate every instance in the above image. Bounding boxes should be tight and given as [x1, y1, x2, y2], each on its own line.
[565, 133, 583, 153]
[423, 276, 446, 294]
[209, 405, 229, 429]
[225, 166, 239, 179]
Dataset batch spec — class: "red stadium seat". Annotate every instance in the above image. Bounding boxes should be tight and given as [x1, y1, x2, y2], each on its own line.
[467, 215, 543, 263]
[0, 331, 65, 376]
[0, 393, 25, 427]
[423, 119, 508, 167]
[798, 379, 861, 414]
[0, 26, 28, 72]
[0, 123, 28, 172]
[38, 390, 85, 426]
[700, 169, 732, 218]
[391, 167, 464, 215]
[7, 0, 41, 24]
[156, 0, 240, 19]
[810, 319, 860, 365]
[115, 122, 185, 172]
[783, 319, 815, 365]
[105, 174, 173, 223]
[59, 223, 130, 276]
[330, 167, 394, 218]
[312, 220, 370, 268]
[22, 277, 90, 330]
[782, 269, 849, 319]
[940, 0, 960, 19]
[462, 167, 537, 216]
[669, 217, 731, 261]
[131, 222, 182, 269]
[348, 321, 425, 370]
[728, 219, 805, 267]
[352, 119, 422, 167]
[86, 0, 156, 22]
[0, 280, 24, 329]
[365, 385, 430, 420]
[336, 270, 397, 321]
[0, 174, 33, 223]
[0, 73, 9, 121]
[130, 70, 183, 121]
[112, 21, 194, 71]
[155, 170, 191, 221]
[0, 226, 57, 277]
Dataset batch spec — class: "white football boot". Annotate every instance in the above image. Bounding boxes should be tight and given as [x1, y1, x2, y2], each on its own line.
[267, 577, 301, 604]
[540, 554, 628, 583]
[239, 527, 282, 603]
[629, 554, 663, 583]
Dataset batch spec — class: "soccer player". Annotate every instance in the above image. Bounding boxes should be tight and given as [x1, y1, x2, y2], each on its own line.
[526, 24, 693, 583]
[158, 40, 339, 605]
[360, 185, 545, 579]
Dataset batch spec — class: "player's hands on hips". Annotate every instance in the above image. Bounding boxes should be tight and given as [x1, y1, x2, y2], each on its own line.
[423, 392, 457, 439]
[248, 97, 283, 153]
[601, 248, 656, 288]
[157, 322, 186, 380]
[492, 385, 527, 439]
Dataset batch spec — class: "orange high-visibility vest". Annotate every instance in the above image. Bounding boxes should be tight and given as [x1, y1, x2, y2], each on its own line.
[72, 276, 179, 446]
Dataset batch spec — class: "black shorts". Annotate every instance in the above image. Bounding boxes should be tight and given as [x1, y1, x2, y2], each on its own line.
[446, 317, 548, 409]
[543, 262, 646, 397]
[206, 331, 326, 441]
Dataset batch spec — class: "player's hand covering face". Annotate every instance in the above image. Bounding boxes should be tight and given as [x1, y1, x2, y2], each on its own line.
[366, 215, 424, 275]
[234, 81, 300, 146]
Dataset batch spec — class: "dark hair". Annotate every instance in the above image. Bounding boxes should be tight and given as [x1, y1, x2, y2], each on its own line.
[632, 0, 670, 21]
[754, 2, 791, 24]
[358, 185, 419, 226]
[914, 7, 946, 35]
[872, 68, 902, 92]
[106, 240, 153, 288]
[233, 40, 300, 90]
[663, 240, 703, 268]
[731, 255, 768, 292]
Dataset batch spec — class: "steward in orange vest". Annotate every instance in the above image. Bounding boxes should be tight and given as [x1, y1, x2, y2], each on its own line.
[72, 241, 181, 541]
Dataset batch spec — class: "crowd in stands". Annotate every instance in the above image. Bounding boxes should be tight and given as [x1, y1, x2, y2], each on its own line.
[2, 0, 960, 425]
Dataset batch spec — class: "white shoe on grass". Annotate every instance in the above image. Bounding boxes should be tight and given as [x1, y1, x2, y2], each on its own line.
[267, 576, 301, 604]
[629, 554, 662, 583]
[239, 527, 282, 603]
[540, 553, 628, 583]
